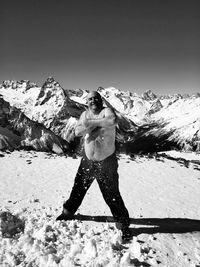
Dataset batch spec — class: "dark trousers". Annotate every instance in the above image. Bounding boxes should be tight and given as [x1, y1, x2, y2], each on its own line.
[63, 153, 130, 227]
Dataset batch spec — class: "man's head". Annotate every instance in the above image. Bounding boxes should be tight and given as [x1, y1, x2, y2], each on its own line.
[86, 91, 103, 113]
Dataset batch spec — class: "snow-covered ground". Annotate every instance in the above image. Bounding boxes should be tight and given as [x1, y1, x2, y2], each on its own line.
[0, 151, 200, 266]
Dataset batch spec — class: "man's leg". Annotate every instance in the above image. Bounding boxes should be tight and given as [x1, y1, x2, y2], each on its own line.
[57, 157, 94, 220]
[96, 154, 130, 228]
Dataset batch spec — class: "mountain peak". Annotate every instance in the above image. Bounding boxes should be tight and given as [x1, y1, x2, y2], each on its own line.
[36, 77, 67, 106]
[41, 77, 62, 89]
[142, 90, 157, 101]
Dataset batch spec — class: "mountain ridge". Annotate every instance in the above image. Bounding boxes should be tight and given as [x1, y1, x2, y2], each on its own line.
[0, 77, 199, 154]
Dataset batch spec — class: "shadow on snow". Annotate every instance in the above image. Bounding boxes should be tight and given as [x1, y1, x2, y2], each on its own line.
[73, 214, 200, 236]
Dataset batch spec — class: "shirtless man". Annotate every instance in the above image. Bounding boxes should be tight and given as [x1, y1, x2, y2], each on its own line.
[57, 91, 130, 238]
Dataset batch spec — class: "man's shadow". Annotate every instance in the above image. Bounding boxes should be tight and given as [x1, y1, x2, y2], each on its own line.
[73, 214, 200, 236]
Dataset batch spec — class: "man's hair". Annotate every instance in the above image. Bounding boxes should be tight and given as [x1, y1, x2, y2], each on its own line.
[87, 91, 101, 98]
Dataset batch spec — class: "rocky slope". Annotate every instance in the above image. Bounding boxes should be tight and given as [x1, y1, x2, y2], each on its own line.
[0, 97, 69, 153]
[0, 77, 199, 153]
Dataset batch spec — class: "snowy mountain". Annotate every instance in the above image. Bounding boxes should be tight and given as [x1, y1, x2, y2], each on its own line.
[0, 78, 85, 152]
[97, 86, 200, 152]
[0, 77, 199, 153]
[0, 97, 69, 153]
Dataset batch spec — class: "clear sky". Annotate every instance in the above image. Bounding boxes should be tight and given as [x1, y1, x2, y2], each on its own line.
[0, 0, 200, 95]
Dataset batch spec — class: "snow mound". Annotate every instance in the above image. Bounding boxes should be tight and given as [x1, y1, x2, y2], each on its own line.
[0, 208, 138, 267]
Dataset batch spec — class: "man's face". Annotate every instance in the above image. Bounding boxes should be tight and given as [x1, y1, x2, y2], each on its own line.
[87, 92, 102, 112]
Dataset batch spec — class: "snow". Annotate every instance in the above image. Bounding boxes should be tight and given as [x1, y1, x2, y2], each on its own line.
[0, 86, 40, 116]
[151, 98, 200, 148]
[1, 150, 200, 266]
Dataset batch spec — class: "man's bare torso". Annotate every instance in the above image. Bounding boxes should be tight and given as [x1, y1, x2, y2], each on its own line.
[84, 108, 116, 161]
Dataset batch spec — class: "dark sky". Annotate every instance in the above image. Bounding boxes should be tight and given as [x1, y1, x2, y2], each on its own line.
[1, 0, 200, 94]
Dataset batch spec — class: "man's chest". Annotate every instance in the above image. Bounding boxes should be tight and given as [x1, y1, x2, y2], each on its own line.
[87, 109, 105, 119]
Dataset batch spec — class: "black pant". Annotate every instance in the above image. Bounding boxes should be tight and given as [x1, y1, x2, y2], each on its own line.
[63, 153, 130, 227]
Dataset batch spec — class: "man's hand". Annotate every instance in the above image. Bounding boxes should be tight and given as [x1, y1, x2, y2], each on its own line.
[75, 111, 94, 136]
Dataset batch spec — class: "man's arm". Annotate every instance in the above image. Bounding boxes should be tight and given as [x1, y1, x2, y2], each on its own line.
[75, 111, 96, 137]
[83, 107, 116, 129]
